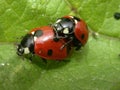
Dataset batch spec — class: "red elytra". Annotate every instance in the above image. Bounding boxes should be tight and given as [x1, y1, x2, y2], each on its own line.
[63, 15, 89, 46]
[63, 15, 73, 19]
[17, 15, 89, 61]
[30, 26, 71, 60]
[74, 20, 88, 46]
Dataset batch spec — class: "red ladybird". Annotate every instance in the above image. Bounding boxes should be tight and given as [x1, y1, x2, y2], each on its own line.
[52, 15, 89, 50]
[17, 16, 89, 60]
[17, 26, 71, 60]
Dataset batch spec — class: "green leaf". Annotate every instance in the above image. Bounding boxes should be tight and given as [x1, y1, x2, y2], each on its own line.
[0, 0, 120, 90]
[74, 0, 120, 38]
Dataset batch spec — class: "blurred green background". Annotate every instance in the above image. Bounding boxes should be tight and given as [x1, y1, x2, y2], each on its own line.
[0, 0, 120, 90]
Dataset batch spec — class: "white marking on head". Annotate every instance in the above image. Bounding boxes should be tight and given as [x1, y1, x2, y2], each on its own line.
[24, 47, 30, 54]
[63, 28, 69, 34]
[31, 31, 35, 35]
[69, 16, 73, 18]
[19, 48, 22, 52]
[54, 23, 58, 27]
[56, 19, 61, 23]
[74, 20, 78, 24]
[34, 36, 37, 41]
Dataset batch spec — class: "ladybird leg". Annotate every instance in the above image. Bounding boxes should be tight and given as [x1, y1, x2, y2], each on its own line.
[29, 54, 34, 61]
[53, 28, 68, 40]
[53, 30, 60, 41]
[53, 35, 68, 42]
[60, 37, 73, 50]
[75, 43, 82, 50]
[53, 37, 60, 42]
[54, 35, 67, 39]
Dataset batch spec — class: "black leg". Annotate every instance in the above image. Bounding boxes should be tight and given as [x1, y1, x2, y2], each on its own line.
[60, 37, 73, 50]
[75, 43, 82, 51]
[29, 54, 34, 61]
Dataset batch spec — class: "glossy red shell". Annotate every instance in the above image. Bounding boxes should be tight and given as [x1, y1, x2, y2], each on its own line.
[30, 26, 70, 60]
[63, 15, 89, 46]
[74, 20, 89, 45]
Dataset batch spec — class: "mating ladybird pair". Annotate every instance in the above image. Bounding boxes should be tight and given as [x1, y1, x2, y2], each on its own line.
[17, 16, 89, 60]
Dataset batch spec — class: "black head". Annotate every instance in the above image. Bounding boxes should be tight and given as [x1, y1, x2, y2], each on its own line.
[17, 34, 34, 56]
[53, 18, 75, 36]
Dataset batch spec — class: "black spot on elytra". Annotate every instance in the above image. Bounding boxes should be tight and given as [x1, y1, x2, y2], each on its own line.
[34, 30, 43, 37]
[81, 34, 85, 40]
[114, 12, 120, 20]
[47, 49, 53, 56]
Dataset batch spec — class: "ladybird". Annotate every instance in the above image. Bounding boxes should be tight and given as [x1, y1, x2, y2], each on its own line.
[52, 16, 89, 50]
[17, 26, 71, 60]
